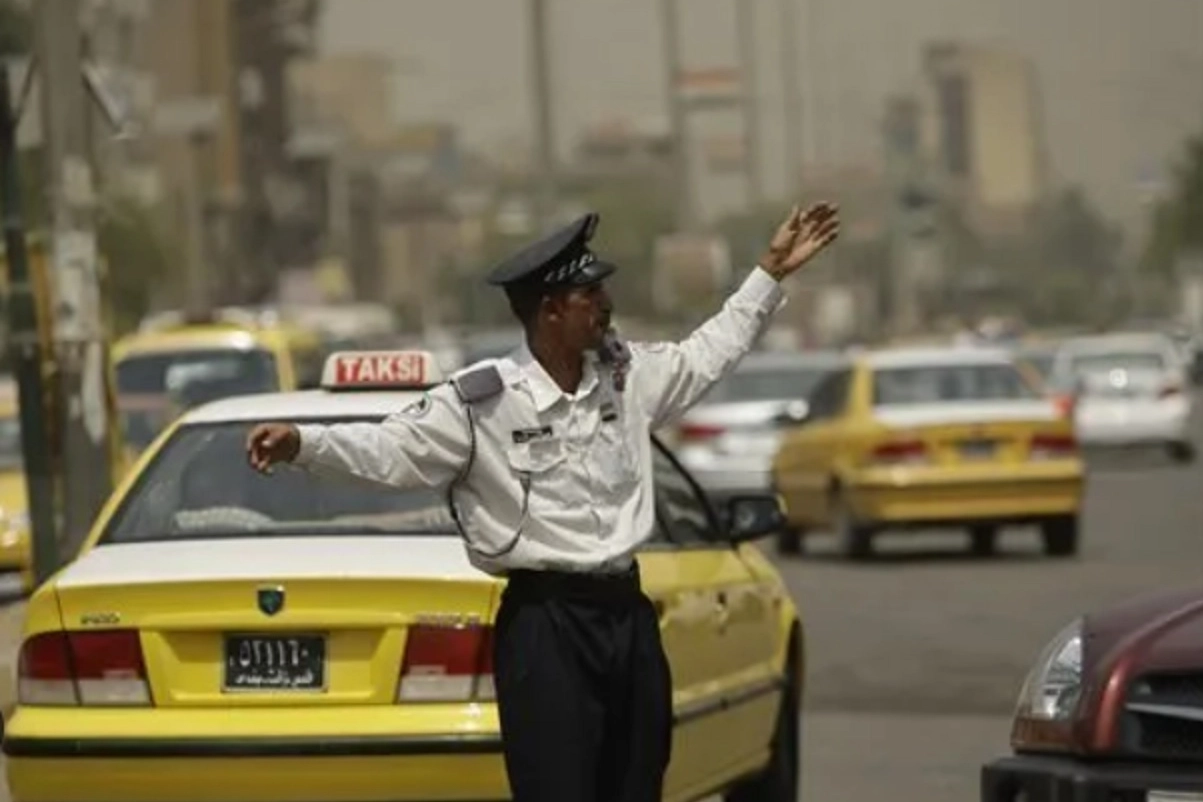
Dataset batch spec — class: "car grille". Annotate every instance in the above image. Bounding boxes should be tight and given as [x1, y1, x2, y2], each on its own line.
[1120, 671, 1203, 761]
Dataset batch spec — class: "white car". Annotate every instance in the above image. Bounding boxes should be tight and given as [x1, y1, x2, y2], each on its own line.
[674, 350, 849, 504]
[1049, 332, 1195, 462]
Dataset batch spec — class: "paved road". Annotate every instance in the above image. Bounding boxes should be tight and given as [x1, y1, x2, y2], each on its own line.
[0, 447, 1198, 802]
[774, 446, 1203, 801]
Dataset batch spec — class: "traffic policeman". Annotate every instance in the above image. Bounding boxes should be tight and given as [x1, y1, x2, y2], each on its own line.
[246, 201, 840, 802]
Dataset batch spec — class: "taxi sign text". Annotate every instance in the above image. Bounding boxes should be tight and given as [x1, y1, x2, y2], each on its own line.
[324, 351, 432, 388]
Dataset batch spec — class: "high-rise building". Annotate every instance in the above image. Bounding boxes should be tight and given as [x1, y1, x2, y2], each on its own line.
[918, 42, 1050, 233]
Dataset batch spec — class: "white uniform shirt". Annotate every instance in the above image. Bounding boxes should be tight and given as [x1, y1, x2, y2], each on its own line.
[294, 267, 785, 576]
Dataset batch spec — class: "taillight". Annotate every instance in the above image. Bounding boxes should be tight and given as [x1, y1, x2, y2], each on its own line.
[398, 624, 493, 702]
[870, 439, 928, 465]
[678, 422, 724, 443]
[18, 629, 150, 706]
[1052, 394, 1076, 418]
[1030, 433, 1077, 460]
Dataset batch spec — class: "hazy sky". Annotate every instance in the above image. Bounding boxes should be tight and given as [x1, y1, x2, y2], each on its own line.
[319, 0, 1203, 242]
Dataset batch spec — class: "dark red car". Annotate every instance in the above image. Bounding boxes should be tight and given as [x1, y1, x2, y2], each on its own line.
[982, 585, 1203, 800]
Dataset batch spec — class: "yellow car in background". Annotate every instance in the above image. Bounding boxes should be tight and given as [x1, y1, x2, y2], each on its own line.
[111, 310, 327, 465]
[0, 382, 32, 589]
[3, 350, 804, 802]
[771, 346, 1085, 559]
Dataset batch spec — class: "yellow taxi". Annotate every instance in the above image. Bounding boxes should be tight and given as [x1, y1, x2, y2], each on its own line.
[0, 380, 32, 588]
[3, 350, 804, 802]
[771, 346, 1085, 559]
[111, 309, 327, 464]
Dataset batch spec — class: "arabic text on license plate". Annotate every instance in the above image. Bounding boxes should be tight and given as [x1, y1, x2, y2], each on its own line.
[1148, 793, 1203, 802]
[959, 439, 996, 459]
[223, 634, 326, 692]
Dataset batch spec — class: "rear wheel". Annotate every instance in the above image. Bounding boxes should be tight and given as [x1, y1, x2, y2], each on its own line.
[725, 636, 800, 802]
[775, 526, 806, 556]
[832, 492, 874, 560]
[968, 525, 998, 557]
[1168, 441, 1196, 464]
[1041, 515, 1079, 557]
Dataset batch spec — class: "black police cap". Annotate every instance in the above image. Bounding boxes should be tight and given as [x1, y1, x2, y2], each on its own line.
[486, 212, 616, 290]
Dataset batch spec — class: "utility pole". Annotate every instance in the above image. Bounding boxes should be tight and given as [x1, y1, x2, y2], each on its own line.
[528, 0, 557, 234]
[778, 0, 803, 193]
[659, 0, 694, 231]
[735, 0, 764, 210]
[35, 0, 113, 561]
[0, 63, 62, 585]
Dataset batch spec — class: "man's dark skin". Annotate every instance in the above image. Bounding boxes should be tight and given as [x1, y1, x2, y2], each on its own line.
[247, 201, 839, 470]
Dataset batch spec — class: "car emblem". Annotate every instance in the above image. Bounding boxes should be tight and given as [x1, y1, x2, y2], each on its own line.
[257, 586, 285, 616]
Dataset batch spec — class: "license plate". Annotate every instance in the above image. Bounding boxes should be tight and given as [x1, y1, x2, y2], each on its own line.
[959, 439, 996, 459]
[223, 634, 326, 692]
[1149, 793, 1203, 802]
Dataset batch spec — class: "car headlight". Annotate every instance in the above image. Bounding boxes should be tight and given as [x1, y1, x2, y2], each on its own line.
[1015, 618, 1084, 721]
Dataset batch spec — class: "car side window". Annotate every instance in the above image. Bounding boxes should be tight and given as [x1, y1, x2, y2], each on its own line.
[648, 440, 719, 547]
[807, 369, 851, 422]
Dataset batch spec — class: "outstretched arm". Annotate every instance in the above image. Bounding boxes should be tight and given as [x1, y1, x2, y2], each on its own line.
[246, 384, 471, 490]
[633, 202, 840, 430]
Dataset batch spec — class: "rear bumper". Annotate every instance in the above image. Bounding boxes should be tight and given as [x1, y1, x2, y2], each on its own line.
[845, 468, 1084, 526]
[3, 706, 508, 802]
[4, 734, 508, 802]
[982, 753, 1203, 802]
[1075, 403, 1191, 446]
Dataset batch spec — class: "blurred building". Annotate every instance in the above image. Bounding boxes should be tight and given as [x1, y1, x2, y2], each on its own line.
[100, 0, 321, 309]
[917, 42, 1050, 234]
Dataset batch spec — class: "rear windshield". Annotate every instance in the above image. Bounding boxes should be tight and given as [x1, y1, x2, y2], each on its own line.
[872, 363, 1038, 406]
[703, 364, 836, 404]
[99, 418, 454, 545]
[1068, 350, 1166, 375]
[115, 349, 281, 450]
[116, 349, 279, 398]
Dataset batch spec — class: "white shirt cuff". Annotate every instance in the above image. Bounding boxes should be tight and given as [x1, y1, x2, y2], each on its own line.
[745, 266, 787, 312]
[293, 424, 324, 466]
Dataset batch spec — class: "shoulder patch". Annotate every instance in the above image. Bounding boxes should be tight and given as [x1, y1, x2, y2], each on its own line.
[451, 364, 505, 404]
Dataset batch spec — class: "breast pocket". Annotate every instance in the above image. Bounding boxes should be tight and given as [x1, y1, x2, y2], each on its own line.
[505, 438, 572, 510]
[594, 423, 640, 497]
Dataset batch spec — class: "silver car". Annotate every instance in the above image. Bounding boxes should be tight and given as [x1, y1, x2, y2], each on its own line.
[1049, 332, 1195, 462]
[674, 350, 850, 504]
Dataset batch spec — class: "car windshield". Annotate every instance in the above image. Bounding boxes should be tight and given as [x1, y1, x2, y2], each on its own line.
[873, 363, 1038, 406]
[1068, 350, 1166, 375]
[0, 414, 22, 471]
[115, 349, 280, 450]
[100, 418, 455, 544]
[703, 364, 835, 404]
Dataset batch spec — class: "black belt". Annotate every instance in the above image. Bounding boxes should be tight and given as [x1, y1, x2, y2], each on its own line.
[505, 564, 642, 605]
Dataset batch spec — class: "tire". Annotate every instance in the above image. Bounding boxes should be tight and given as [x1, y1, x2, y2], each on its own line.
[832, 491, 873, 560]
[725, 638, 800, 802]
[1168, 441, 1196, 464]
[775, 526, 805, 556]
[969, 525, 998, 557]
[1041, 515, 1079, 557]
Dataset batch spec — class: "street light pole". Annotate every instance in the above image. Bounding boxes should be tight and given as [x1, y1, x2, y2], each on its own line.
[35, 0, 113, 558]
[528, 0, 557, 233]
[0, 62, 62, 585]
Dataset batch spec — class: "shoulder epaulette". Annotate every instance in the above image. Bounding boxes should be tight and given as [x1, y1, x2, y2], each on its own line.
[451, 364, 505, 404]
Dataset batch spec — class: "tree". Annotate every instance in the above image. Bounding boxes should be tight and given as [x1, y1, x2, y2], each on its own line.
[97, 198, 178, 335]
[1142, 134, 1203, 281]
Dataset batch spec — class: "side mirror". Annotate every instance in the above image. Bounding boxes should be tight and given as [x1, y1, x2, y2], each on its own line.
[725, 493, 788, 542]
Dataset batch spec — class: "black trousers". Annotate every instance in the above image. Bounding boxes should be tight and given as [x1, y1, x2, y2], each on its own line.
[493, 566, 673, 802]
